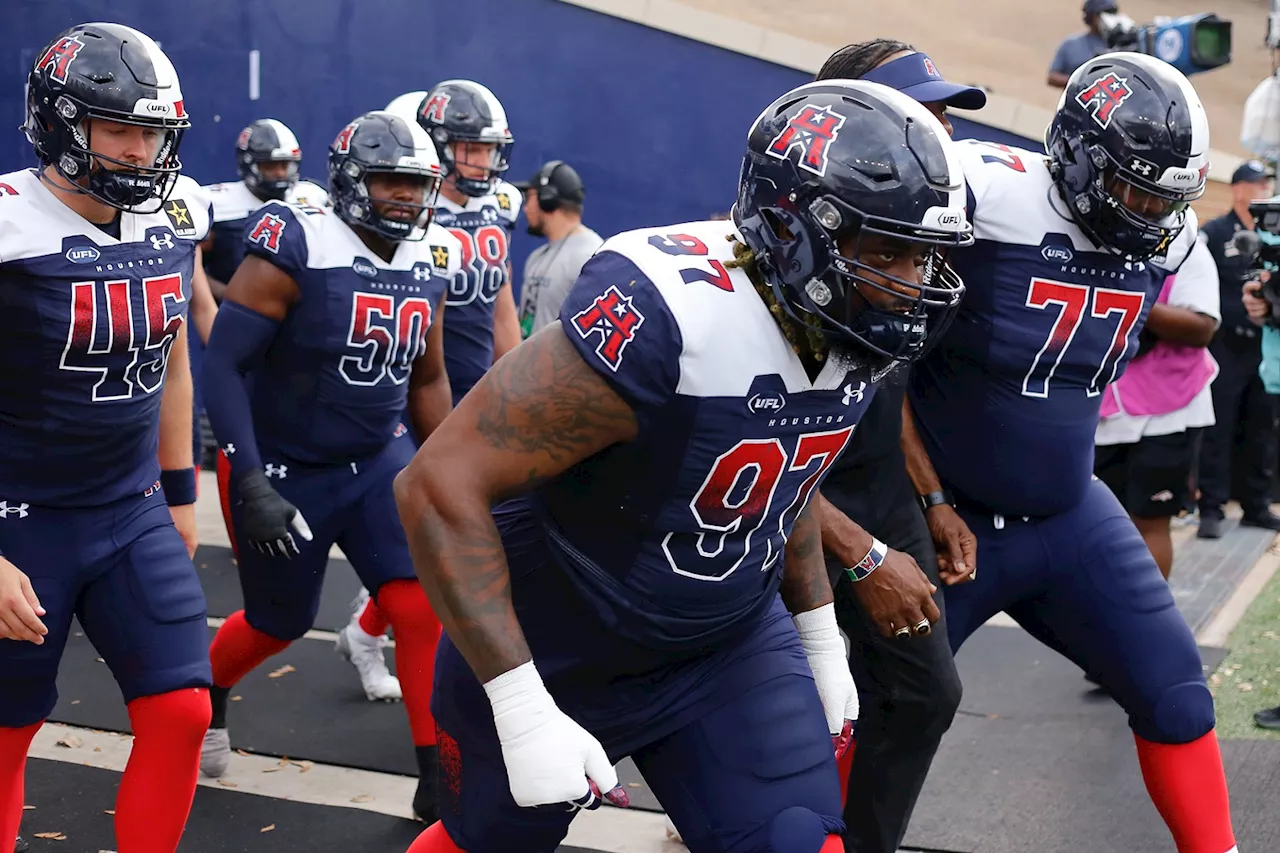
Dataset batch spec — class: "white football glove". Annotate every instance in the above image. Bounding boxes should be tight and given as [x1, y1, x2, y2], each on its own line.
[794, 603, 859, 755]
[484, 661, 628, 810]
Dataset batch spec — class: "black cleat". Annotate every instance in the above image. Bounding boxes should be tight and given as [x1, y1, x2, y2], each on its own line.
[413, 745, 439, 823]
[1240, 511, 1280, 531]
[1254, 705, 1280, 730]
[1196, 515, 1224, 539]
[15, 836, 29, 853]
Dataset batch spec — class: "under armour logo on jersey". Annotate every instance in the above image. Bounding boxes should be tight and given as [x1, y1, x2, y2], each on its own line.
[766, 104, 848, 177]
[1075, 72, 1134, 129]
[842, 382, 866, 406]
[248, 212, 287, 254]
[149, 232, 175, 252]
[0, 501, 29, 519]
[570, 285, 646, 372]
[265, 464, 288, 479]
[223, 443, 236, 455]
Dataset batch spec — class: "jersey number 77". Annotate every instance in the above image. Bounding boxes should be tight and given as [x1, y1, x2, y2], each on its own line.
[1021, 277, 1145, 398]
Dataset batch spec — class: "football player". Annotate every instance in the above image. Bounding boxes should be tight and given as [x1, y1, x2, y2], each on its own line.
[905, 53, 1239, 852]
[415, 79, 523, 401]
[198, 111, 460, 822]
[335, 83, 524, 694]
[0, 23, 213, 853]
[200, 118, 328, 302]
[394, 79, 971, 853]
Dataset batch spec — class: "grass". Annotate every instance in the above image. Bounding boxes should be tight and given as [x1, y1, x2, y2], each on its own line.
[1208, 552, 1280, 740]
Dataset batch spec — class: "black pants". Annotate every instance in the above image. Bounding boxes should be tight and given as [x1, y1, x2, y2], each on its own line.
[824, 471, 963, 853]
[1198, 340, 1279, 518]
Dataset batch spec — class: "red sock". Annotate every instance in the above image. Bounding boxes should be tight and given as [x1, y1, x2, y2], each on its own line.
[1135, 731, 1237, 853]
[215, 450, 238, 561]
[820, 836, 844, 853]
[209, 610, 292, 689]
[0, 722, 41, 852]
[377, 579, 442, 747]
[359, 595, 391, 637]
[837, 737, 856, 809]
[406, 820, 466, 853]
[118, 689, 211, 853]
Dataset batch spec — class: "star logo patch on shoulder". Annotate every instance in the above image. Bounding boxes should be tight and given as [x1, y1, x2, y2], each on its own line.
[164, 198, 197, 237]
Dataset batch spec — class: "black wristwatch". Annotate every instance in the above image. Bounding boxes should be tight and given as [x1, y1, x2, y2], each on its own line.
[918, 490, 953, 513]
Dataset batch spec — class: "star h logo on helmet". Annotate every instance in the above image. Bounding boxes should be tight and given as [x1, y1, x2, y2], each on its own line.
[1075, 72, 1134, 130]
[421, 92, 451, 124]
[333, 122, 358, 155]
[766, 104, 848, 178]
[37, 36, 86, 86]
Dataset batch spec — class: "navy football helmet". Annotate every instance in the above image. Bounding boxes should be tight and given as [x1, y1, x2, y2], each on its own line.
[236, 119, 302, 201]
[328, 111, 442, 242]
[1047, 52, 1209, 262]
[416, 80, 513, 197]
[25, 22, 189, 213]
[734, 80, 971, 365]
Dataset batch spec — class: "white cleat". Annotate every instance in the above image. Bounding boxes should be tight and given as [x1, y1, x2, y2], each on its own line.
[200, 728, 230, 778]
[337, 621, 402, 702]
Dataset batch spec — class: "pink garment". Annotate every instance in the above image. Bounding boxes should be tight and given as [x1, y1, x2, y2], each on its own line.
[1099, 274, 1217, 419]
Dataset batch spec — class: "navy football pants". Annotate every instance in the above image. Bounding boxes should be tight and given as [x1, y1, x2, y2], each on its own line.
[217, 433, 417, 640]
[432, 500, 845, 853]
[944, 479, 1214, 745]
[0, 491, 211, 727]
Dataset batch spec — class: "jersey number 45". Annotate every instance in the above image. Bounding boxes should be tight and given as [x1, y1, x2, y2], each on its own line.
[60, 274, 186, 402]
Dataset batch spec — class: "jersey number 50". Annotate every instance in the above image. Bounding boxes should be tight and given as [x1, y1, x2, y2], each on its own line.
[339, 292, 432, 386]
[60, 273, 186, 401]
[662, 427, 853, 582]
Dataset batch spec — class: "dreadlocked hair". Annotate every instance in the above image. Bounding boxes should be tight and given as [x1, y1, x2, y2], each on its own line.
[724, 235, 828, 362]
[815, 39, 915, 81]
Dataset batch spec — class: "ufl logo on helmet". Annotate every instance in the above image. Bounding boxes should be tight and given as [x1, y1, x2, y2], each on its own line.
[766, 104, 848, 178]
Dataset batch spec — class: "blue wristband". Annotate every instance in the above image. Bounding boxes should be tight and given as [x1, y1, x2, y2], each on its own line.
[160, 468, 198, 507]
[845, 537, 888, 582]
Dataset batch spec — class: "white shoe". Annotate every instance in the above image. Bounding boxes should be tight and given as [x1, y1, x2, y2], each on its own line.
[664, 815, 684, 843]
[337, 620, 402, 702]
[200, 728, 230, 778]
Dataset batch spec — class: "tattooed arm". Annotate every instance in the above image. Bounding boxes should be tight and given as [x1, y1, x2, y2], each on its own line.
[392, 322, 639, 683]
[780, 502, 834, 616]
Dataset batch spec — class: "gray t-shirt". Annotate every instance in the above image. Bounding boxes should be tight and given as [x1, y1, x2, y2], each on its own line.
[1049, 32, 1109, 77]
[519, 225, 605, 337]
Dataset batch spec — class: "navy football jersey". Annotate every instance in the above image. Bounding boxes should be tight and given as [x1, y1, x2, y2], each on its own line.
[0, 169, 212, 507]
[434, 180, 520, 401]
[540, 220, 878, 651]
[239, 201, 460, 464]
[908, 141, 1198, 517]
[202, 178, 327, 285]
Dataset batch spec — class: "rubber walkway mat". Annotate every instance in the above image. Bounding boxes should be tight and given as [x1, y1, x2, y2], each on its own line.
[18, 757, 606, 853]
[902, 625, 1243, 853]
[48, 626, 666, 811]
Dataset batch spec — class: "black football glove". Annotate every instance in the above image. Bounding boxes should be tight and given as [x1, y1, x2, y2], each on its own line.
[236, 469, 313, 559]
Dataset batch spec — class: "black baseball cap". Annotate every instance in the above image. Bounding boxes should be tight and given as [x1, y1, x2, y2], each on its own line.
[514, 161, 585, 203]
[1084, 0, 1118, 14]
[1232, 160, 1271, 185]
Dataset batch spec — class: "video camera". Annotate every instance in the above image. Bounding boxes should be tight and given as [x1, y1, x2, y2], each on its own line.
[1237, 197, 1280, 325]
[1099, 12, 1231, 76]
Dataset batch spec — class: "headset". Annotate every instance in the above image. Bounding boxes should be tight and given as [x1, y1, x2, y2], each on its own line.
[535, 160, 568, 213]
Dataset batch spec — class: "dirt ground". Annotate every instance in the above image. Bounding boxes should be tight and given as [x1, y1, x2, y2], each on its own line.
[682, 0, 1277, 165]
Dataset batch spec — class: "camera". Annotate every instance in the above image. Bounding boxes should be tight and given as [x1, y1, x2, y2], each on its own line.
[1098, 12, 1232, 76]
[1238, 197, 1280, 324]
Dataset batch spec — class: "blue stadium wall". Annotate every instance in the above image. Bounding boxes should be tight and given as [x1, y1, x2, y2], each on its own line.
[2, 0, 1037, 290]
